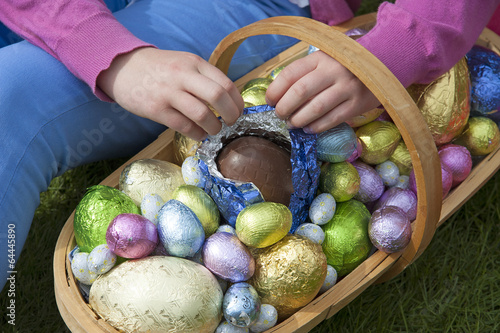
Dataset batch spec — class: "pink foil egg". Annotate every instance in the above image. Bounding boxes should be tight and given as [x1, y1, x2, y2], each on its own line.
[106, 213, 158, 259]
[409, 163, 453, 199]
[373, 187, 418, 221]
[369, 206, 412, 253]
[438, 144, 472, 187]
[352, 161, 385, 203]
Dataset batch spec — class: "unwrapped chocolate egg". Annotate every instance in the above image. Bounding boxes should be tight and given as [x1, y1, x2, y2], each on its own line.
[352, 161, 385, 203]
[235, 202, 292, 248]
[140, 193, 164, 225]
[71, 252, 97, 285]
[248, 234, 327, 321]
[87, 244, 116, 275]
[375, 160, 400, 187]
[182, 155, 207, 188]
[89, 256, 223, 333]
[369, 206, 412, 253]
[202, 232, 255, 283]
[389, 141, 413, 176]
[223, 282, 261, 327]
[319, 161, 360, 202]
[248, 304, 278, 332]
[173, 131, 201, 166]
[294, 222, 325, 245]
[217, 136, 293, 206]
[316, 122, 358, 163]
[322, 200, 372, 276]
[309, 193, 336, 225]
[119, 159, 185, 206]
[438, 144, 472, 187]
[453, 116, 500, 155]
[356, 121, 401, 165]
[346, 107, 385, 128]
[373, 187, 418, 221]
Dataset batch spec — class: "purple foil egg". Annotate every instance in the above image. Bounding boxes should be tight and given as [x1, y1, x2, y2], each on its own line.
[409, 163, 453, 199]
[369, 206, 412, 253]
[438, 144, 472, 187]
[352, 161, 385, 203]
[202, 232, 255, 283]
[346, 138, 363, 163]
[106, 213, 158, 259]
[373, 187, 418, 221]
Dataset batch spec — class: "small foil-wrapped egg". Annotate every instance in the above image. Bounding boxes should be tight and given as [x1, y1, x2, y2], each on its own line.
[453, 116, 500, 155]
[223, 282, 261, 328]
[216, 321, 249, 333]
[356, 120, 401, 165]
[352, 161, 385, 203]
[173, 131, 201, 166]
[182, 156, 207, 188]
[316, 122, 358, 163]
[369, 206, 412, 253]
[393, 175, 410, 189]
[319, 161, 360, 202]
[294, 223, 325, 245]
[346, 138, 363, 163]
[106, 213, 158, 259]
[375, 160, 400, 187]
[241, 86, 267, 106]
[242, 77, 273, 92]
[389, 141, 413, 176]
[319, 265, 338, 294]
[249, 304, 278, 333]
[87, 244, 116, 275]
[71, 252, 97, 285]
[438, 144, 472, 187]
[373, 187, 418, 221]
[140, 193, 164, 225]
[409, 164, 453, 199]
[202, 232, 255, 283]
[346, 108, 385, 128]
[157, 199, 205, 258]
[309, 193, 336, 225]
[217, 224, 237, 235]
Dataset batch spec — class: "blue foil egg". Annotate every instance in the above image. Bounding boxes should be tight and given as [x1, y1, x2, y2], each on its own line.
[71, 252, 97, 285]
[157, 199, 205, 258]
[223, 282, 261, 328]
[309, 193, 336, 225]
[393, 175, 410, 189]
[316, 122, 358, 163]
[294, 223, 325, 245]
[248, 304, 278, 332]
[140, 193, 164, 225]
[182, 155, 206, 188]
[319, 265, 338, 294]
[375, 160, 400, 187]
[215, 321, 249, 333]
[87, 244, 117, 275]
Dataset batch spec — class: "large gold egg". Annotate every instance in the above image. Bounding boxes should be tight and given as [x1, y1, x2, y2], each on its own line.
[356, 120, 401, 165]
[173, 131, 201, 166]
[453, 116, 500, 155]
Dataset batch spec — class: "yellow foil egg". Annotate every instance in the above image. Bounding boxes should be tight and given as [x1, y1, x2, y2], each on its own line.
[356, 120, 401, 165]
[346, 107, 385, 128]
[389, 141, 413, 176]
[89, 256, 223, 333]
[173, 131, 202, 166]
[241, 86, 267, 106]
[407, 57, 470, 146]
[453, 116, 500, 155]
[242, 77, 273, 92]
[319, 161, 360, 202]
[119, 159, 185, 206]
[235, 202, 292, 248]
[248, 234, 327, 321]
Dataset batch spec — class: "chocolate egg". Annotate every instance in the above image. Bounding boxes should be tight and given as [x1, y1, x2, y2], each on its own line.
[294, 223, 325, 245]
[223, 282, 261, 327]
[140, 193, 164, 225]
[217, 136, 293, 206]
[322, 200, 372, 277]
[438, 144, 472, 187]
[202, 232, 255, 283]
[352, 161, 385, 203]
[409, 164, 453, 200]
[346, 107, 385, 128]
[316, 122, 358, 163]
[389, 141, 413, 176]
[394, 175, 410, 189]
[216, 321, 249, 333]
[319, 161, 360, 202]
[369, 206, 412, 253]
[89, 256, 223, 333]
[172, 184, 220, 237]
[173, 131, 202, 166]
[242, 77, 273, 92]
[309, 193, 336, 225]
[356, 121, 401, 165]
[375, 160, 400, 187]
[157, 199, 205, 258]
[74, 185, 140, 253]
[236, 202, 292, 248]
[248, 304, 278, 332]
[373, 187, 418, 221]
[453, 116, 500, 155]
[346, 138, 363, 163]
[87, 244, 116, 275]
[70, 252, 97, 285]
[319, 265, 338, 294]
[182, 155, 207, 188]
[241, 86, 267, 106]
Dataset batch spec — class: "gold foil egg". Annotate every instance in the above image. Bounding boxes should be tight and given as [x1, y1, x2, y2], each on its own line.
[119, 159, 184, 206]
[267, 66, 285, 80]
[319, 161, 360, 202]
[89, 256, 223, 333]
[171, 184, 220, 237]
[407, 57, 470, 146]
[235, 202, 292, 248]
[241, 86, 267, 106]
[242, 77, 273, 92]
[173, 131, 202, 166]
[453, 116, 500, 155]
[389, 141, 413, 176]
[322, 199, 372, 277]
[248, 234, 327, 321]
[356, 120, 401, 165]
[346, 107, 385, 128]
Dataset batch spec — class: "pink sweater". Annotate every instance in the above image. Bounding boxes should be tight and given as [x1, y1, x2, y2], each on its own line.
[1, 0, 499, 101]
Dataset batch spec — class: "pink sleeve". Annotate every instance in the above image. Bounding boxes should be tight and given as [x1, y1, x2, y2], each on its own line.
[0, 0, 154, 101]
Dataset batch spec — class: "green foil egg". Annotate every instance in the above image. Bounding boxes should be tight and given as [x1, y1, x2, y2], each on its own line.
[236, 202, 292, 248]
[356, 120, 401, 165]
[389, 141, 413, 176]
[321, 199, 372, 277]
[453, 116, 500, 155]
[74, 185, 140, 253]
[171, 184, 220, 237]
[319, 161, 360, 202]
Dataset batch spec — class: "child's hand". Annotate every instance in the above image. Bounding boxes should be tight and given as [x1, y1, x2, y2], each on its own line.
[266, 50, 380, 133]
[97, 47, 244, 141]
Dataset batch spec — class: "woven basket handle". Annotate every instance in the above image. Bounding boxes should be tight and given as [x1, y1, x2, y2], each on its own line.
[209, 15, 442, 280]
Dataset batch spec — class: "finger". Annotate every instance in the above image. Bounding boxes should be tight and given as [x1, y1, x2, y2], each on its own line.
[302, 99, 355, 134]
[151, 106, 208, 141]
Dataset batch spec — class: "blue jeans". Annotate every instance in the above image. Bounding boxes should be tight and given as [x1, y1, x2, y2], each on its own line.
[0, 0, 310, 288]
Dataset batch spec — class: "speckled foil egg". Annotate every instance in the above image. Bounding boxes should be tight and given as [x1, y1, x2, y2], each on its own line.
[182, 155, 206, 188]
[319, 265, 338, 294]
[249, 304, 278, 333]
[294, 223, 325, 245]
[438, 144, 472, 187]
[74, 185, 140, 253]
[119, 158, 185, 206]
[316, 122, 358, 163]
[389, 141, 413, 176]
[71, 252, 97, 285]
[356, 120, 402, 165]
[322, 200, 372, 277]
[223, 282, 261, 327]
[216, 321, 249, 333]
[157, 199, 205, 258]
[140, 193, 164, 225]
[394, 175, 410, 189]
[375, 160, 400, 187]
[407, 57, 470, 145]
[346, 107, 385, 128]
[241, 86, 267, 106]
[319, 161, 360, 202]
[217, 224, 237, 235]
[248, 234, 327, 321]
[172, 184, 220, 237]
[352, 161, 385, 203]
[453, 116, 500, 155]
[235, 202, 292, 248]
[373, 187, 418, 221]
[87, 244, 116, 275]
[369, 206, 412, 253]
[309, 193, 336, 225]
[202, 232, 255, 283]
[173, 131, 202, 166]
[89, 256, 223, 333]
[106, 213, 158, 259]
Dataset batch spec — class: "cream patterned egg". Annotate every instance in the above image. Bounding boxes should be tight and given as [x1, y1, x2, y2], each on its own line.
[249, 304, 278, 333]
[319, 265, 338, 294]
[375, 160, 400, 187]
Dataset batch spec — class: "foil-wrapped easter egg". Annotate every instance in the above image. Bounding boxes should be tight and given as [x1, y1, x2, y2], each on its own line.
[182, 155, 207, 188]
[294, 223, 325, 245]
[157, 199, 205, 258]
[438, 144, 472, 187]
[140, 193, 164, 225]
[394, 175, 410, 189]
[322, 200, 372, 277]
[319, 161, 360, 202]
[223, 282, 261, 327]
[241, 86, 267, 106]
[216, 321, 249, 333]
[106, 213, 158, 259]
[407, 57, 470, 145]
[119, 158, 184, 206]
[316, 122, 358, 163]
[248, 234, 327, 321]
[249, 304, 278, 333]
[352, 161, 385, 203]
[319, 265, 338, 294]
[375, 160, 400, 187]
[346, 138, 363, 163]
[410, 164, 453, 199]
[242, 78, 273, 92]
[369, 206, 412, 253]
[217, 224, 237, 235]
[453, 116, 500, 155]
[346, 107, 385, 128]
[202, 232, 255, 283]
[74, 185, 140, 253]
[389, 141, 413, 176]
[236, 202, 292, 248]
[87, 244, 116, 275]
[356, 121, 402, 165]
[373, 187, 418, 221]
[71, 252, 97, 285]
[173, 131, 202, 166]
[89, 256, 223, 333]
[172, 184, 220, 237]
[309, 193, 336, 225]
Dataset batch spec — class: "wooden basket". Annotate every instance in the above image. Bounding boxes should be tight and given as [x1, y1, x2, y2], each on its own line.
[53, 14, 500, 333]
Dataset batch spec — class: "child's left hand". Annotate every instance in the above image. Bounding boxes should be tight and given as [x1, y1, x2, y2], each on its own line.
[265, 50, 381, 133]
